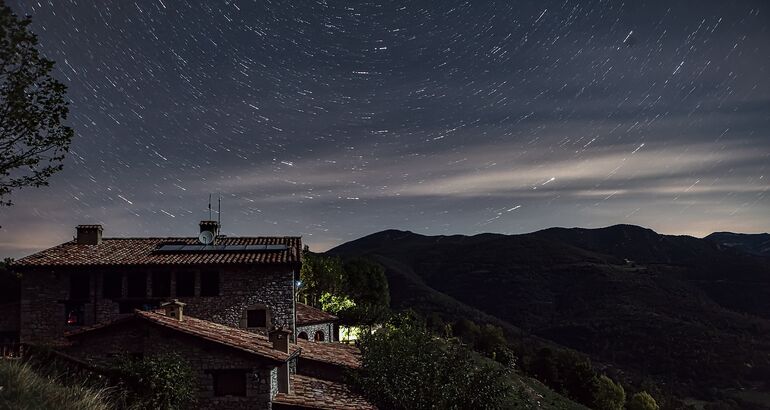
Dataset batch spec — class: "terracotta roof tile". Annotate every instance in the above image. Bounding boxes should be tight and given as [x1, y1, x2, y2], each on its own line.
[67, 311, 299, 363]
[13, 236, 302, 268]
[296, 303, 338, 325]
[297, 339, 361, 369]
[274, 374, 376, 410]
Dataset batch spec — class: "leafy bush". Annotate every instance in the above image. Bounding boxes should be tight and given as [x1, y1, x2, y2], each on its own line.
[593, 374, 625, 410]
[528, 347, 597, 406]
[352, 315, 513, 409]
[627, 391, 659, 410]
[111, 353, 196, 410]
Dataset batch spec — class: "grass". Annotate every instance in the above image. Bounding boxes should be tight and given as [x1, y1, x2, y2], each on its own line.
[0, 359, 112, 410]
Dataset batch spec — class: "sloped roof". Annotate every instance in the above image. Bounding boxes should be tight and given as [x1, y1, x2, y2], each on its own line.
[67, 310, 300, 363]
[296, 339, 361, 369]
[296, 303, 338, 326]
[13, 236, 302, 268]
[274, 374, 376, 410]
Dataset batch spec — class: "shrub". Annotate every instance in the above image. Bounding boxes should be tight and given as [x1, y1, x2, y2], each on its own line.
[628, 391, 660, 410]
[112, 353, 196, 410]
[353, 316, 513, 409]
[593, 374, 625, 410]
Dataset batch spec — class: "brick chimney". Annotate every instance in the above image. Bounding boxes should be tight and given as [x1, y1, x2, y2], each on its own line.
[76, 225, 103, 245]
[160, 299, 186, 321]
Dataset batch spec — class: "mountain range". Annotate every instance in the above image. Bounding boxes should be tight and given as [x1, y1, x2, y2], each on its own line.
[328, 225, 770, 407]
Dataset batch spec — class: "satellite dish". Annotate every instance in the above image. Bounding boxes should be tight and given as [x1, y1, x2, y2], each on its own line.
[198, 230, 214, 245]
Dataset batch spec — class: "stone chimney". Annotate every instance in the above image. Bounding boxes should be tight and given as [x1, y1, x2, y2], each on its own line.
[76, 225, 103, 245]
[269, 326, 292, 354]
[199, 220, 220, 236]
[160, 299, 186, 321]
[269, 327, 293, 394]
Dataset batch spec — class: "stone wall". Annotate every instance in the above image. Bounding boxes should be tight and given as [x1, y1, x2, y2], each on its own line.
[65, 319, 279, 410]
[20, 265, 296, 344]
[296, 322, 335, 342]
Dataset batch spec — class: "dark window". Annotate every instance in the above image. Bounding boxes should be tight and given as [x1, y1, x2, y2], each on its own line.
[213, 370, 247, 397]
[152, 271, 171, 297]
[200, 271, 219, 297]
[70, 273, 90, 300]
[297, 332, 308, 340]
[247, 309, 267, 328]
[65, 302, 85, 326]
[103, 273, 122, 298]
[126, 272, 146, 298]
[314, 330, 325, 342]
[176, 271, 195, 297]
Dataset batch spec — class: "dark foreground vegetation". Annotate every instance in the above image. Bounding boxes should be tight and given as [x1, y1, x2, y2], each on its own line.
[0, 360, 110, 410]
[0, 349, 196, 410]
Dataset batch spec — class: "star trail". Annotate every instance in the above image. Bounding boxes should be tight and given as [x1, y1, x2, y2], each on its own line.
[2, 0, 768, 257]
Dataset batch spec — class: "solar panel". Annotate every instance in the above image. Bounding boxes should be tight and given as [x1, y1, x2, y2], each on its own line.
[265, 245, 289, 251]
[155, 243, 289, 253]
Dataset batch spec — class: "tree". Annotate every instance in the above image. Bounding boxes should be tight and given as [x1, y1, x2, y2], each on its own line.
[628, 391, 660, 410]
[353, 316, 513, 409]
[0, 3, 74, 207]
[593, 374, 625, 410]
[298, 251, 344, 306]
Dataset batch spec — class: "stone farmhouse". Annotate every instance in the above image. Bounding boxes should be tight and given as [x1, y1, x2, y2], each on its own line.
[7, 222, 374, 410]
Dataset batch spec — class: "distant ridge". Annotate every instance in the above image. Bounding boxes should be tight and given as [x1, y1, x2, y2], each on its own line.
[328, 224, 770, 403]
[706, 231, 770, 257]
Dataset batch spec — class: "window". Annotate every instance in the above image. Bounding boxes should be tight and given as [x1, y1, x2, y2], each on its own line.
[200, 271, 219, 297]
[126, 272, 146, 298]
[70, 273, 90, 300]
[176, 271, 195, 297]
[314, 330, 325, 342]
[65, 302, 85, 326]
[297, 332, 308, 340]
[152, 271, 171, 297]
[213, 370, 247, 397]
[247, 308, 267, 328]
[103, 273, 122, 298]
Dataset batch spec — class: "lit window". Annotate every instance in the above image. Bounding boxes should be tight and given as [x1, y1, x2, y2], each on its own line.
[65, 302, 85, 326]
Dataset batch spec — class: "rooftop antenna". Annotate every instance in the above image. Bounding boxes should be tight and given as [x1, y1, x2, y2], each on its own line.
[208, 194, 212, 220]
[217, 193, 221, 230]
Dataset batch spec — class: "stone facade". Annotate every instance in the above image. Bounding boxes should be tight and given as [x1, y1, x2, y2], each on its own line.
[296, 322, 335, 343]
[66, 320, 280, 409]
[19, 265, 296, 345]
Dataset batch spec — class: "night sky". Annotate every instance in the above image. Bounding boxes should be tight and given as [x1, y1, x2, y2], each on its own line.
[2, 0, 769, 258]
